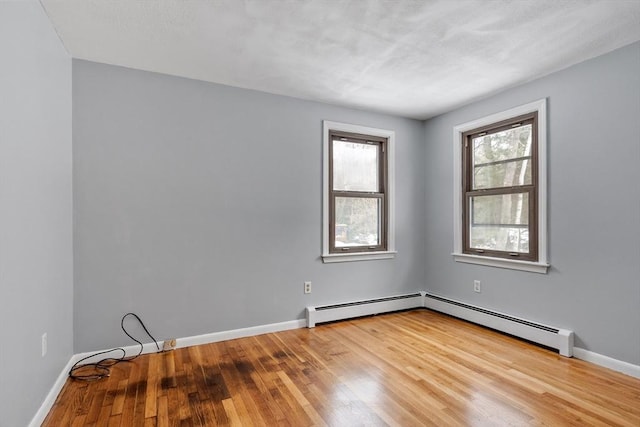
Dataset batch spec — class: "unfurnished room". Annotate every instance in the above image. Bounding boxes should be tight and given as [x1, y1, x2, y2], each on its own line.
[1, 0, 639, 426]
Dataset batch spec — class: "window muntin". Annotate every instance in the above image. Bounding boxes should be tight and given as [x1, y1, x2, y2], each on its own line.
[462, 113, 538, 261]
[329, 131, 387, 253]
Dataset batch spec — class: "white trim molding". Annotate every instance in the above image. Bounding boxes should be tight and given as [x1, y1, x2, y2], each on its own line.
[177, 319, 306, 348]
[29, 355, 79, 427]
[573, 347, 640, 379]
[322, 120, 396, 263]
[452, 98, 549, 273]
[452, 253, 549, 274]
[322, 250, 397, 263]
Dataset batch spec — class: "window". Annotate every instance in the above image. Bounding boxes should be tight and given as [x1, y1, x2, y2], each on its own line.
[453, 99, 549, 273]
[322, 121, 395, 263]
[330, 131, 386, 252]
[463, 113, 537, 260]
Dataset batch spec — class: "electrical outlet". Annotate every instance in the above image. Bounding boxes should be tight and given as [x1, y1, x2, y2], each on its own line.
[474, 280, 481, 293]
[304, 281, 312, 294]
[41, 333, 47, 357]
[162, 338, 177, 351]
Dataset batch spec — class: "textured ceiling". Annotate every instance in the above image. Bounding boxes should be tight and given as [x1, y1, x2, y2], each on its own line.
[40, 0, 640, 119]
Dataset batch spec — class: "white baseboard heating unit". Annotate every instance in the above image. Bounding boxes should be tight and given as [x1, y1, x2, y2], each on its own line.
[423, 293, 574, 357]
[306, 291, 574, 357]
[306, 293, 424, 328]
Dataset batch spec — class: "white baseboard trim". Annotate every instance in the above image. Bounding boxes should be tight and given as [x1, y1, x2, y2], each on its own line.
[30, 318, 306, 426]
[178, 319, 306, 349]
[29, 355, 78, 427]
[573, 347, 640, 379]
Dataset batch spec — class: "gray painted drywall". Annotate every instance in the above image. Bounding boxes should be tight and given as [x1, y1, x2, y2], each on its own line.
[72, 60, 426, 352]
[424, 42, 640, 365]
[0, 1, 73, 426]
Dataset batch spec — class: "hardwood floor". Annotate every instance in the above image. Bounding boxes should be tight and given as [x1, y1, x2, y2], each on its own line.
[42, 309, 640, 426]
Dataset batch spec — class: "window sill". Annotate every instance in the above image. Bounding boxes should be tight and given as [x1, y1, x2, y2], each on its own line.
[452, 253, 549, 274]
[322, 251, 397, 264]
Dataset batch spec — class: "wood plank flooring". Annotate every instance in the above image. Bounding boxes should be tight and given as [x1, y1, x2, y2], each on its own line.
[42, 309, 640, 426]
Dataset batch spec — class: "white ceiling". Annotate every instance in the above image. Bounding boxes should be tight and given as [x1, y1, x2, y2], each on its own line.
[40, 0, 640, 119]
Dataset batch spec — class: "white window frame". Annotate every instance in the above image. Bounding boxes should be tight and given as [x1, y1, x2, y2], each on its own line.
[322, 121, 396, 263]
[452, 99, 549, 273]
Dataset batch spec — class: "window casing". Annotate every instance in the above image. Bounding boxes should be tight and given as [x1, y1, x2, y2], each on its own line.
[322, 121, 396, 263]
[452, 99, 548, 273]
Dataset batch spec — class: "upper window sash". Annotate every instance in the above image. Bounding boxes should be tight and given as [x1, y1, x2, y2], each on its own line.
[465, 116, 536, 192]
[330, 132, 386, 194]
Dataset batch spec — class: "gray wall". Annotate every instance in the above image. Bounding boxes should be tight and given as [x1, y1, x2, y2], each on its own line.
[424, 42, 640, 365]
[0, 2, 73, 426]
[72, 60, 426, 352]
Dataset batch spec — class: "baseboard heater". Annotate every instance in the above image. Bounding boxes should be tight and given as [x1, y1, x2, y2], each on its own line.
[306, 292, 424, 328]
[306, 291, 573, 357]
[423, 293, 574, 357]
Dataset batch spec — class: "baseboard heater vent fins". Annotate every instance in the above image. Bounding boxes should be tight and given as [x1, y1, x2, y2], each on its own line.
[306, 292, 423, 328]
[306, 291, 573, 357]
[423, 293, 574, 357]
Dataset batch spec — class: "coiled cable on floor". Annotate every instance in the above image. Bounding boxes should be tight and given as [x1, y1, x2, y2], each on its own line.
[68, 313, 160, 381]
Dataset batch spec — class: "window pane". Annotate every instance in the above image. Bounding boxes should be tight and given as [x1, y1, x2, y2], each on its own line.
[472, 124, 532, 190]
[470, 193, 529, 253]
[333, 139, 378, 192]
[335, 197, 381, 247]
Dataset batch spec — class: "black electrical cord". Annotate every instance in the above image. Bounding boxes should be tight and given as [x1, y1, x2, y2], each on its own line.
[69, 313, 160, 381]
